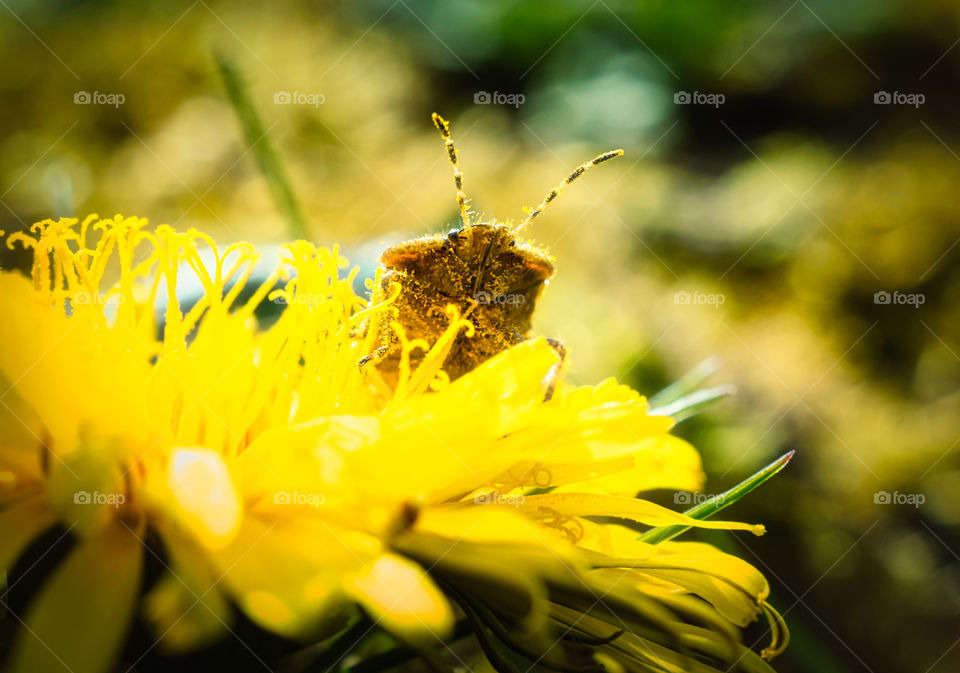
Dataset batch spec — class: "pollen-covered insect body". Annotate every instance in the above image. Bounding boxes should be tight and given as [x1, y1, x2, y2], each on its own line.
[362, 113, 623, 386]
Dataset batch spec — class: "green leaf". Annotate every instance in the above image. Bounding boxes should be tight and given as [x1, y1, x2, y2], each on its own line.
[640, 451, 794, 545]
[215, 53, 310, 240]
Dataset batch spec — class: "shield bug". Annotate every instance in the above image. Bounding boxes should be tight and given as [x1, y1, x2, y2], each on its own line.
[362, 113, 622, 390]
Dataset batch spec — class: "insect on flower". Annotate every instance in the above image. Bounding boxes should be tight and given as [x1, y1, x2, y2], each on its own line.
[362, 113, 623, 391]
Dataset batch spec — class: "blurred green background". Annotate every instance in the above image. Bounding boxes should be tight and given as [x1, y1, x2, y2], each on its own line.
[1, 1, 958, 671]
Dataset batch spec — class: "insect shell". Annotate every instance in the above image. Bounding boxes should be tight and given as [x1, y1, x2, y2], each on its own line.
[362, 113, 623, 388]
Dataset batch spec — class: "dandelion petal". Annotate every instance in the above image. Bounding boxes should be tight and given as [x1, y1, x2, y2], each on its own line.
[344, 553, 453, 644]
[9, 521, 143, 673]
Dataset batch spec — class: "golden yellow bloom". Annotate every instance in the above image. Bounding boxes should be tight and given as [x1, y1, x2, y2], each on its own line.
[0, 215, 785, 673]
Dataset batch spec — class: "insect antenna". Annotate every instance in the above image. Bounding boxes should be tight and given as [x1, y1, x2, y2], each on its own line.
[432, 113, 471, 227]
[514, 148, 624, 235]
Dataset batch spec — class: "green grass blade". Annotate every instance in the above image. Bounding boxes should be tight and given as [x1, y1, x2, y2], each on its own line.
[640, 451, 795, 545]
[648, 357, 720, 409]
[651, 384, 736, 422]
[215, 52, 310, 240]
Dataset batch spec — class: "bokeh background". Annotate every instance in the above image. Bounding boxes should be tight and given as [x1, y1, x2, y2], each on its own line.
[1, 1, 959, 672]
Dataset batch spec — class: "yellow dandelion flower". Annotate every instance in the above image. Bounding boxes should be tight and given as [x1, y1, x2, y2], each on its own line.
[0, 215, 786, 673]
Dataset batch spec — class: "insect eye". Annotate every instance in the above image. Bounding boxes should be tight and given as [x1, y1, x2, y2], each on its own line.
[447, 231, 462, 243]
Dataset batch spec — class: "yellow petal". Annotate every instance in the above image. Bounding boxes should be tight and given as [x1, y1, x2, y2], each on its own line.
[0, 273, 154, 455]
[576, 520, 658, 559]
[417, 506, 574, 554]
[344, 553, 453, 644]
[517, 492, 765, 535]
[142, 520, 233, 653]
[349, 409, 506, 503]
[45, 437, 126, 537]
[9, 520, 143, 673]
[233, 415, 379, 506]
[0, 273, 81, 448]
[637, 539, 771, 625]
[445, 337, 560, 404]
[399, 507, 578, 632]
[0, 494, 55, 574]
[166, 447, 242, 549]
[212, 515, 367, 638]
[577, 522, 769, 627]
[552, 435, 705, 494]
[0, 382, 46, 484]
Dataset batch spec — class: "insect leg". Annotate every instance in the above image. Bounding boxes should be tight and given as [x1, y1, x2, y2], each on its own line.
[359, 344, 393, 368]
[542, 337, 567, 401]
